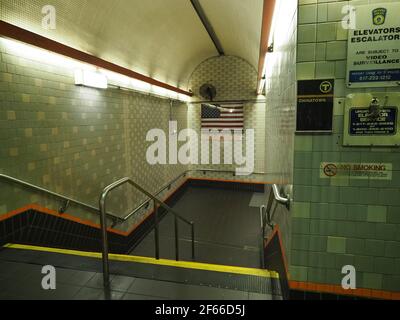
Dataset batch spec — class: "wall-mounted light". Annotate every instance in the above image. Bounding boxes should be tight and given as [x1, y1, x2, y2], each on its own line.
[257, 0, 282, 95]
[257, 76, 266, 95]
[1, 38, 190, 102]
[74, 69, 108, 89]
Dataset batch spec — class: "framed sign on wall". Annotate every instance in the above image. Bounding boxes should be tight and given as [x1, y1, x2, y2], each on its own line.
[343, 92, 400, 147]
[346, 2, 400, 88]
[296, 79, 334, 133]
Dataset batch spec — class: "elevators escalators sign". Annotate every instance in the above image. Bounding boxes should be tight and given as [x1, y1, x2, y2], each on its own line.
[296, 79, 334, 132]
[347, 2, 400, 88]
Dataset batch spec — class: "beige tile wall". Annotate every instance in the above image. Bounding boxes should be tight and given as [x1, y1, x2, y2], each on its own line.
[187, 55, 266, 182]
[0, 39, 188, 232]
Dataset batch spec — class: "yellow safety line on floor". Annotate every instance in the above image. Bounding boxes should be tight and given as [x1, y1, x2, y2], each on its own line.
[4, 243, 279, 279]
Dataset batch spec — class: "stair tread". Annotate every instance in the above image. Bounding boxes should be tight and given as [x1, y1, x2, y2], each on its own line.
[0, 243, 282, 298]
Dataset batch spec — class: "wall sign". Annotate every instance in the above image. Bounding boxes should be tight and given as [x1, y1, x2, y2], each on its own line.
[347, 2, 400, 88]
[296, 79, 334, 132]
[320, 162, 392, 181]
[349, 107, 397, 135]
[343, 93, 400, 146]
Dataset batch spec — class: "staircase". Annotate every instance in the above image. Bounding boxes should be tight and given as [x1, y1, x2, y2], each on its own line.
[0, 243, 282, 300]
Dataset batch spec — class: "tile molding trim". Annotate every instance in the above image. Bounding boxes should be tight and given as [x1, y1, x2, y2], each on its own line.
[0, 177, 271, 237]
[289, 280, 400, 301]
[0, 178, 191, 237]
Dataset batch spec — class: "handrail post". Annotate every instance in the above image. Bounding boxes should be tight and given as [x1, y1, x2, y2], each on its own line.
[191, 223, 195, 261]
[259, 205, 266, 269]
[99, 194, 110, 289]
[154, 199, 160, 260]
[174, 215, 179, 261]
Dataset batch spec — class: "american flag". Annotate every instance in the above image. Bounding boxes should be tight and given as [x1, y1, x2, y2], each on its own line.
[201, 104, 244, 130]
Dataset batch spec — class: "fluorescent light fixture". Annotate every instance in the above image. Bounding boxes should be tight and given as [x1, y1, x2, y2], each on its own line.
[178, 94, 191, 103]
[131, 78, 152, 93]
[268, 0, 282, 48]
[75, 69, 108, 89]
[257, 0, 283, 95]
[1, 37, 86, 70]
[257, 77, 266, 95]
[1, 38, 190, 102]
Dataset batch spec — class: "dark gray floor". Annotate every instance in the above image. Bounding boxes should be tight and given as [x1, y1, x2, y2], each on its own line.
[0, 187, 278, 300]
[131, 187, 262, 268]
[0, 259, 277, 300]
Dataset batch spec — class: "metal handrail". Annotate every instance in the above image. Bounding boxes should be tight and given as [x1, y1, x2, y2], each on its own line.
[272, 184, 290, 207]
[99, 177, 195, 288]
[0, 174, 123, 223]
[259, 184, 291, 269]
[259, 205, 267, 269]
[1, 169, 267, 224]
[194, 168, 266, 175]
[1, 170, 270, 286]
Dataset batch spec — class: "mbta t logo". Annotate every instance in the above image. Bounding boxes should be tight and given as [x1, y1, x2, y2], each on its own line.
[319, 81, 333, 94]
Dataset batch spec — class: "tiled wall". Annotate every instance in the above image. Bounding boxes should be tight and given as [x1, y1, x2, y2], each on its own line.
[0, 38, 188, 232]
[187, 55, 267, 182]
[291, 0, 400, 293]
[264, 0, 298, 259]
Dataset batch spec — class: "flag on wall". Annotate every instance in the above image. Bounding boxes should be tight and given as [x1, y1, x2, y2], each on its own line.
[201, 104, 244, 130]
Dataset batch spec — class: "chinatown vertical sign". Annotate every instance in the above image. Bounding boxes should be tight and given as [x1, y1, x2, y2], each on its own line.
[347, 2, 400, 88]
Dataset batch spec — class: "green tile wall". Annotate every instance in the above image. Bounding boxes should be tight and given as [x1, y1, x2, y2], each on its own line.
[292, 0, 400, 293]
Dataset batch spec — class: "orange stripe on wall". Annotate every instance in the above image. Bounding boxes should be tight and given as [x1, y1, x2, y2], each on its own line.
[0, 176, 267, 236]
[0, 203, 129, 236]
[189, 177, 283, 185]
[289, 280, 400, 300]
[0, 205, 34, 222]
[264, 225, 289, 274]
[0, 178, 190, 237]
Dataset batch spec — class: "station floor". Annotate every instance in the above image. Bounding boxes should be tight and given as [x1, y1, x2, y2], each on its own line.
[131, 186, 264, 268]
[0, 260, 273, 300]
[0, 186, 280, 300]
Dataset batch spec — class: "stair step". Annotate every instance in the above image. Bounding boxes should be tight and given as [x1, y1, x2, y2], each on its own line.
[1, 243, 282, 297]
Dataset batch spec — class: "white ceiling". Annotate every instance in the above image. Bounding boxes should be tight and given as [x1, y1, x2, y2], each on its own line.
[199, 0, 263, 73]
[1, 0, 263, 90]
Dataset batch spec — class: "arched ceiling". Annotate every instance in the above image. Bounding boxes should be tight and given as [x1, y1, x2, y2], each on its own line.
[198, 0, 263, 74]
[0, 0, 263, 90]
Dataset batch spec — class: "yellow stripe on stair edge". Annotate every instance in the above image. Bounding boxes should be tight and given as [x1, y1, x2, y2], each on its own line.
[4, 243, 279, 279]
